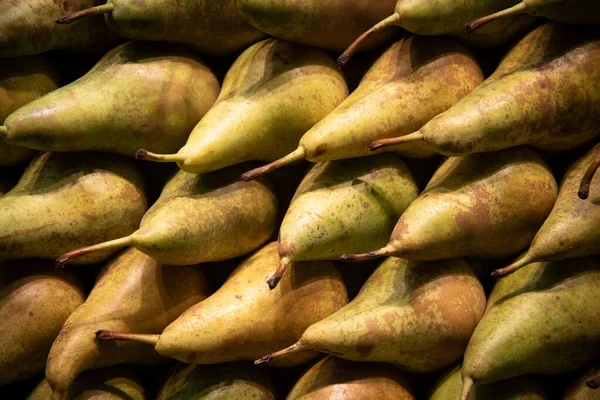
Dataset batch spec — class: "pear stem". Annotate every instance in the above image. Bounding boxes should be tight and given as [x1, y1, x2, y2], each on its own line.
[370, 131, 424, 151]
[254, 341, 305, 365]
[460, 376, 475, 400]
[0, 126, 7, 138]
[267, 256, 291, 290]
[464, 2, 527, 34]
[56, 3, 115, 24]
[337, 13, 401, 69]
[241, 147, 306, 182]
[55, 236, 134, 267]
[135, 149, 186, 163]
[491, 252, 536, 278]
[340, 244, 395, 262]
[579, 153, 600, 200]
[95, 330, 160, 345]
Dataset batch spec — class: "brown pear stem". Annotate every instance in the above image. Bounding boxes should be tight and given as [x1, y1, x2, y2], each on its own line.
[370, 131, 424, 151]
[460, 376, 475, 400]
[135, 149, 186, 163]
[56, 3, 115, 24]
[254, 341, 305, 365]
[337, 13, 401, 69]
[95, 330, 160, 345]
[241, 147, 306, 182]
[56, 236, 134, 267]
[491, 252, 536, 278]
[340, 244, 395, 262]
[0, 126, 7, 138]
[267, 256, 291, 290]
[579, 153, 600, 200]
[464, 2, 527, 34]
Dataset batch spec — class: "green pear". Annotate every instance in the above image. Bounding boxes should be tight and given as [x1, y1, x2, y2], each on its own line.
[258, 257, 485, 373]
[0, 260, 86, 386]
[562, 365, 600, 399]
[157, 362, 275, 400]
[56, 163, 277, 266]
[287, 356, 414, 400]
[95, 242, 348, 367]
[240, 36, 483, 181]
[267, 154, 419, 290]
[0, 0, 120, 57]
[460, 257, 600, 399]
[371, 24, 600, 156]
[135, 38, 349, 174]
[1, 41, 219, 157]
[46, 247, 210, 400]
[0, 152, 146, 263]
[342, 147, 557, 262]
[56, 1, 265, 58]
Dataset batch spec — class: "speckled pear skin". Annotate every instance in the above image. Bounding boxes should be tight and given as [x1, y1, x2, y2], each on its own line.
[157, 362, 276, 400]
[287, 356, 415, 400]
[171, 39, 349, 174]
[0, 152, 147, 263]
[154, 242, 348, 366]
[2, 41, 220, 157]
[417, 23, 600, 156]
[279, 154, 419, 263]
[300, 36, 483, 161]
[292, 257, 485, 372]
[462, 257, 600, 389]
[0, 0, 120, 57]
[562, 365, 600, 400]
[0, 260, 86, 386]
[46, 247, 210, 400]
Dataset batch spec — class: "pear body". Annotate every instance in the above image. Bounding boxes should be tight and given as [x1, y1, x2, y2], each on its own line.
[0, 260, 86, 386]
[293, 257, 486, 372]
[562, 365, 600, 400]
[154, 242, 348, 365]
[157, 362, 275, 400]
[3, 41, 220, 157]
[46, 247, 210, 400]
[462, 257, 600, 388]
[173, 38, 348, 174]
[0, 152, 146, 263]
[279, 154, 418, 263]
[521, 0, 600, 24]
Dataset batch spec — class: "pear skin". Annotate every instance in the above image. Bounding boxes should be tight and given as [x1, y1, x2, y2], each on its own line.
[137, 38, 349, 174]
[259, 257, 485, 373]
[562, 364, 600, 399]
[461, 257, 600, 399]
[1, 41, 219, 157]
[0, 152, 146, 263]
[46, 247, 210, 400]
[0, 260, 86, 386]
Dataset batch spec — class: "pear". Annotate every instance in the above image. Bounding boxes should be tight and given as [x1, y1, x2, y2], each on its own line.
[257, 257, 485, 373]
[240, 36, 484, 181]
[56, 1, 265, 58]
[56, 163, 277, 266]
[135, 38, 349, 174]
[342, 147, 557, 262]
[562, 365, 600, 399]
[157, 362, 275, 400]
[96, 242, 348, 367]
[0, 0, 120, 57]
[267, 154, 419, 290]
[494, 143, 600, 277]
[0, 152, 146, 263]
[370, 24, 600, 157]
[287, 356, 414, 400]
[460, 257, 600, 399]
[0, 260, 86, 386]
[1, 41, 219, 158]
[46, 247, 210, 400]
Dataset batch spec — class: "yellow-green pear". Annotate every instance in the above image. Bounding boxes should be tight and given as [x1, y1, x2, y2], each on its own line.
[135, 38, 349, 174]
[258, 257, 485, 373]
[562, 365, 600, 399]
[0, 152, 146, 263]
[46, 247, 210, 400]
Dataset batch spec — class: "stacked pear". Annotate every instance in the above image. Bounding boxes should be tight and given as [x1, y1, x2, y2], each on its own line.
[240, 36, 483, 180]
[57, 163, 277, 266]
[460, 257, 600, 399]
[342, 147, 557, 262]
[562, 365, 600, 399]
[46, 247, 211, 400]
[96, 242, 348, 366]
[135, 38, 349, 174]
[0, 152, 146, 263]
[258, 256, 486, 373]
[1, 41, 220, 157]
[267, 154, 419, 289]
[0, 260, 86, 386]
[288, 356, 415, 400]
[371, 23, 600, 156]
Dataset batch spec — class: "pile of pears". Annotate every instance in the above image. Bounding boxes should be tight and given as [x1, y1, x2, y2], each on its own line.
[2, 0, 600, 399]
